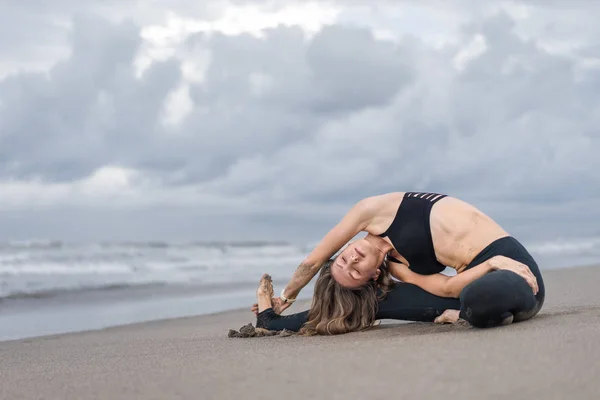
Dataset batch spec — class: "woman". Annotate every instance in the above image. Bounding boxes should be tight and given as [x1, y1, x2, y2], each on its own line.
[252, 191, 544, 335]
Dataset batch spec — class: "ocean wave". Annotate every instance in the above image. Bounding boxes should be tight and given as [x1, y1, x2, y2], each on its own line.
[0, 282, 167, 301]
[0, 240, 292, 250]
[0, 278, 269, 303]
[3, 236, 596, 305]
[5, 237, 599, 255]
[0, 240, 65, 250]
[527, 236, 600, 256]
[0, 241, 305, 304]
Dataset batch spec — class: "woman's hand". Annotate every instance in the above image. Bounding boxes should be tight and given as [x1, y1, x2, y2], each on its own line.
[488, 255, 539, 295]
[250, 296, 292, 316]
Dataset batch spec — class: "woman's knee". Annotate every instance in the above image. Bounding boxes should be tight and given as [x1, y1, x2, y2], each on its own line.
[459, 270, 539, 327]
[459, 272, 518, 327]
[459, 282, 503, 327]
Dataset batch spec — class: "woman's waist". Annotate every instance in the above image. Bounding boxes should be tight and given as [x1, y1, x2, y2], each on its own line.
[432, 229, 511, 272]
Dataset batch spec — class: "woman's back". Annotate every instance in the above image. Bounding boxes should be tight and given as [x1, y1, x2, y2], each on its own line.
[367, 192, 509, 272]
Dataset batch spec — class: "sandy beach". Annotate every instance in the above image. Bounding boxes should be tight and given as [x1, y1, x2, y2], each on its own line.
[1, 265, 599, 400]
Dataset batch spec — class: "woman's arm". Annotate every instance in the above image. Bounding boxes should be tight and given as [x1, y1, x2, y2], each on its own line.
[281, 198, 377, 302]
[388, 261, 494, 298]
[388, 256, 539, 298]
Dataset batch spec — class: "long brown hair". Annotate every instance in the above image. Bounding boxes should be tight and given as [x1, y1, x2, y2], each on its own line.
[300, 259, 396, 336]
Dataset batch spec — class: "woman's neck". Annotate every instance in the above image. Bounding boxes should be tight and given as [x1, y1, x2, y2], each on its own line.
[364, 234, 393, 255]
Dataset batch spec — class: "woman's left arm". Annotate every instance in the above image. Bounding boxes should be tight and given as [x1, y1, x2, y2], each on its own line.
[388, 261, 494, 298]
[280, 197, 378, 302]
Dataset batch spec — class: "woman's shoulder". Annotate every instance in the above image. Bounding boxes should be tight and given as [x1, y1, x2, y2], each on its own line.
[359, 192, 405, 208]
[358, 192, 406, 231]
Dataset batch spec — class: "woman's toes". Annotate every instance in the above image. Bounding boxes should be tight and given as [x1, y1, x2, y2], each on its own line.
[256, 274, 274, 313]
[434, 309, 460, 324]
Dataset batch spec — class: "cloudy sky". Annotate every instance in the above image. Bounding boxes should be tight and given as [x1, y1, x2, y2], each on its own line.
[0, 0, 599, 244]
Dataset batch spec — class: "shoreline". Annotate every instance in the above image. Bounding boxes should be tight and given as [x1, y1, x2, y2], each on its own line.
[0, 278, 315, 343]
[0, 292, 316, 344]
[2, 263, 598, 344]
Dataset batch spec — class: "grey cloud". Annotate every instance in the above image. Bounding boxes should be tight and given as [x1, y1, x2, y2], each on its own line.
[1, 3, 600, 243]
[0, 0, 231, 77]
[444, 13, 600, 196]
[304, 25, 414, 113]
[5, 9, 597, 198]
[0, 1, 128, 69]
[194, 10, 600, 216]
[0, 16, 417, 186]
[0, 2, 67, 68]
[167, 24, 416, 184]
[0, 15, 181, 181]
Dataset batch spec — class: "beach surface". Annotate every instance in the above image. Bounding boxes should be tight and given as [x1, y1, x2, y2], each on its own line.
[1, 265, 599, 400]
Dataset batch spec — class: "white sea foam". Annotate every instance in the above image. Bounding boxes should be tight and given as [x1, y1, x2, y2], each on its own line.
[527, 236, 600, 256]
[0, 241, 306, 300]
[1, 237, 599, 301]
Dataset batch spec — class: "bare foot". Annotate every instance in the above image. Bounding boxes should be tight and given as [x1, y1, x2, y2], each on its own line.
[434, 309, 460, 324]
[256, 274, 274, 313]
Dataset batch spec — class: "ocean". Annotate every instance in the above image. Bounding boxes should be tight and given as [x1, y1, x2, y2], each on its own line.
[1, 237, 599, 341]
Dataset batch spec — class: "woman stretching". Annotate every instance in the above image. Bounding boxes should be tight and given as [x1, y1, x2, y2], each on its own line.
[252, 191, 544, 335]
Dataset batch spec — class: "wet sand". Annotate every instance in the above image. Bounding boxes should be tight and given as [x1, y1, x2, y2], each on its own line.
[1, 265, 600, 400]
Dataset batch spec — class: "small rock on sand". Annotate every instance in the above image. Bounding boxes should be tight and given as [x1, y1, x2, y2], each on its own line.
[227, 323, 295, 338]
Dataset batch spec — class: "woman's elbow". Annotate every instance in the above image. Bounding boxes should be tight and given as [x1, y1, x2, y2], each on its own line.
[442, 284, 460, 298]
[301, 257, 325, 271]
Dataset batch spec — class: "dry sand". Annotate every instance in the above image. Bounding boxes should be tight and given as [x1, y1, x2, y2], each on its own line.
[1, 265, 600, 400]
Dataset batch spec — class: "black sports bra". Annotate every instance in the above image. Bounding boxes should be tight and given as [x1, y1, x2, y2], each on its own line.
[378, 192, 448, 275]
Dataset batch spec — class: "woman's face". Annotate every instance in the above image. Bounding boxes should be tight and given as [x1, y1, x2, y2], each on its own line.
[330, 239, 383, 288]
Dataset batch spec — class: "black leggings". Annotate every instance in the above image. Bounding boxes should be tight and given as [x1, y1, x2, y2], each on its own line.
[458, 236, 545, 327]
[257, 236, 545, 332]
[257, 282, 461, 332]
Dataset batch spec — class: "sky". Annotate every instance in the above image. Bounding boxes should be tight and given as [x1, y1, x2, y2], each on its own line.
[0, 0, 599, 244]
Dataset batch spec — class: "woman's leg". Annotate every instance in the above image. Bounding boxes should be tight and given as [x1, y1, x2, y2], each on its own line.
[376, 281, 461, 322]
[256, 309, 310, 332]
[458, 258, 545, 328]
[255, 276, 462, 332]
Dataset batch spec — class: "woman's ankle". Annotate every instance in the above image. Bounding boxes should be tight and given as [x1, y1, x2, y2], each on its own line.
[256, 308, 276, 329]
